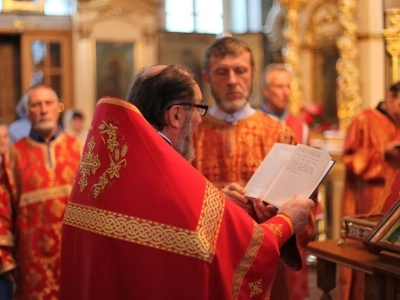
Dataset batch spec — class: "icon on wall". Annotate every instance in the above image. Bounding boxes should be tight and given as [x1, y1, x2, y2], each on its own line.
[96, 41, 134, 101]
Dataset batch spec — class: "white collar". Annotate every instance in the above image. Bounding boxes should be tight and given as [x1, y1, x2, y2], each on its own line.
[208, 103, 256, 123]
[157, 131, 172, 146]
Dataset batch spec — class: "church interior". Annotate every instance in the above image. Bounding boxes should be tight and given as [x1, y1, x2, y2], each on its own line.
[0, 0, 399, 299]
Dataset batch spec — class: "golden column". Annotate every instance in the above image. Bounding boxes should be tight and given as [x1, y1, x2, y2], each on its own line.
[278, 0, 307, 115]
[384, 8, 400, 83]
[336, 0, 362, 131]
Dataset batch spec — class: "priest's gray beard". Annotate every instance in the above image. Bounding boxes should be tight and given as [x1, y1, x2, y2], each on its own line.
[177, 114, 195, 162]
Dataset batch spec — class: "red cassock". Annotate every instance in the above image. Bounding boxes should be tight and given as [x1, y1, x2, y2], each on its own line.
[193, 111, 316, 300]
[0, 133, 81, 299]
[60, 98, 296, 300]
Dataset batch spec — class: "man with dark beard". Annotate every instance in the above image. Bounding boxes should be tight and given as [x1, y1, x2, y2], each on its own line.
[192, 37, 316, 300]
[59, 64, 315, 300]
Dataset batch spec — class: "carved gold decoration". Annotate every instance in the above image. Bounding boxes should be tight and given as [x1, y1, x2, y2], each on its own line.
[384, 8, 400, 83]
[336, 0, 362, 131]
[278, 0, 307, 115]
[305, 1, 341, 46]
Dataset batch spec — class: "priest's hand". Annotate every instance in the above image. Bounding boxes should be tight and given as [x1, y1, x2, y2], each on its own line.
[277, 196, 315, 234]
[252, 198, 277, 223]
[221, 182, 252, 211]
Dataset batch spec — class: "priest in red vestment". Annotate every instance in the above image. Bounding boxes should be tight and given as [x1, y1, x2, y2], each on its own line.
[0, 84, 82, 300]
[193, 37, 316, 300]
[60, 65, 315, 300]
[340, 81, 400, 300]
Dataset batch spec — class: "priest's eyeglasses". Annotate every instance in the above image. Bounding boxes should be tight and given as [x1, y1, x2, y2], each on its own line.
[168, 102, 209, 116]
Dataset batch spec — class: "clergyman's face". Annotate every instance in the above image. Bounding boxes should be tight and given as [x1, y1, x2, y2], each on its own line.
[205, 51, 254, 114]
[28, 86, 61, 135]
[177, 84, 203, 162]
[263, 70, 291, 113]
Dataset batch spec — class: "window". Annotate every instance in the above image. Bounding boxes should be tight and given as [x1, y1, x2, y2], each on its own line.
[44, 0, 76, 16]
[165, 0, 223, 34]
[165, 0, 262, 34]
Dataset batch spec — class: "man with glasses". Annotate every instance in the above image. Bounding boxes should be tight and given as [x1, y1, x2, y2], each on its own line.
[192, 37, 316, 300]
[60, 64, 315, 299]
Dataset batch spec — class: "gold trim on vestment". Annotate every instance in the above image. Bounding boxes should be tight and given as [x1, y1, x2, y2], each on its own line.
[64, 181, 225, 263]
[231, 222, 264, 299]
[97, 97, 142, 115]
[20, 184, 72, 208]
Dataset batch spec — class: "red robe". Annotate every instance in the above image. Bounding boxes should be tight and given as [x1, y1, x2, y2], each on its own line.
[340, 106, 400, 300]
[0, 133, 81, 299]
[193, 112, 316, 300]
[60, 98, 296, 300]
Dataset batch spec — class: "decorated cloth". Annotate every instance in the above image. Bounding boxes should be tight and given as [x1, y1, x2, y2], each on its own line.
[60, 97, 296, 300]
[192, 111, 316, 300]
[0, 133, 81, 299]
[340, 104, 400, 300]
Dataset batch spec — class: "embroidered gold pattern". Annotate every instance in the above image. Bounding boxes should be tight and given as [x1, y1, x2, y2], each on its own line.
[20, 185, 72, 208]
[92, 121, 128, 198]
[64, 180, 225, 262]
[265, 223, 283, 237]
[78, 137, 100, 192]
[249, 279, 263, 297]
[231, 223, 264, 299]
[78, 119, 128, 198]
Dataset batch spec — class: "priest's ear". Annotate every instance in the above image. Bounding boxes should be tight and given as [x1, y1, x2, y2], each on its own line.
[165, 104, 182, 129]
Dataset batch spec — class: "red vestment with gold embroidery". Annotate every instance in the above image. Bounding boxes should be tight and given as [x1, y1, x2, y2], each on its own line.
[192, 112, 316, 300]
[60, 98, 296, 300]
[340, 107, 400, 300]
[0, 133, 81, 299]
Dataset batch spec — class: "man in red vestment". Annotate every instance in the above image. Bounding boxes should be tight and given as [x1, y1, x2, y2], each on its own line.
[260, 63, 314, 300]
[340, 81, 400, 300]
[0, 84, 82, 299]
[192, 37, 316, 300]
[60, 64, 315, 300]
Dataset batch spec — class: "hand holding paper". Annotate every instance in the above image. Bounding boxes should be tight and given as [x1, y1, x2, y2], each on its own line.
[245, 143, 335, 208]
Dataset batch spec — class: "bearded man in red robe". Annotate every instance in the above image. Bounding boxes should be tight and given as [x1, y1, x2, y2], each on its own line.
[60, 64, 315, 300]
[192, 37, 316, 300]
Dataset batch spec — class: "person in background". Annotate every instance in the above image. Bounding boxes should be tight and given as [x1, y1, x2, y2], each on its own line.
[0, 119, 11, 300]
[60, 64, 315, 300]
[0, 84, 82, 299]
[0, 120, 10, 155]
[192, 37, 316, 300]
[63, 108, 88, 143]
[261, 63, 310, 145]
[8, 93, 31, 142]
[340, 81, 400, 300]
